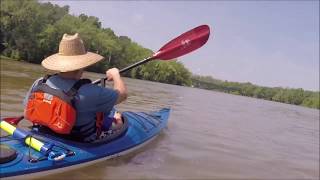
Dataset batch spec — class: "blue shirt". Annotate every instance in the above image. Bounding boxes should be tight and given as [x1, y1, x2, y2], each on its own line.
[23, 75, 118, 141]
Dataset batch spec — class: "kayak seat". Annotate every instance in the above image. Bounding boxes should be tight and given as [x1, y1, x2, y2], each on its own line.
[31, 116, 129, 145]
[0, 144, 17, 164]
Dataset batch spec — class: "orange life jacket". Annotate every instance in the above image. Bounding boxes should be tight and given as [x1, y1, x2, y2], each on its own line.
[24, 75, 91, 134]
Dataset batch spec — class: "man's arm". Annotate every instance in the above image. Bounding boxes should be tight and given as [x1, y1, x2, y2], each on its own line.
[106, 68, 127, 104]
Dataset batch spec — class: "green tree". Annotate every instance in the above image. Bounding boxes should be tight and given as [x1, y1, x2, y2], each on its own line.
[1, 0, 193, 87]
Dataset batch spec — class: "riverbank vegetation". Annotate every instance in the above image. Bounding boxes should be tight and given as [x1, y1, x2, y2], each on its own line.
[1, 0, 318, 109]
[0, 0, 192, 86]
[192, 75, 319, 109]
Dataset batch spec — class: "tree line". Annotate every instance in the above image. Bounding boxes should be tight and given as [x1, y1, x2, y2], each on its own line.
[0, 0, 192, 86]
[1, 0, 318, 109]
[192, 75, 319, 109]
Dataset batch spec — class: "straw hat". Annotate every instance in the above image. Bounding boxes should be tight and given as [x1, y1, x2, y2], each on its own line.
[42, 33, 104, 72]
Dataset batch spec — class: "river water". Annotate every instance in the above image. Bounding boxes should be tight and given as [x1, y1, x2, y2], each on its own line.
[1, 60, 319, 179]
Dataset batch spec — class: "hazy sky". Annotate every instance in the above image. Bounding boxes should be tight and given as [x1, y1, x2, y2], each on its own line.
[48, 1, 319, 91]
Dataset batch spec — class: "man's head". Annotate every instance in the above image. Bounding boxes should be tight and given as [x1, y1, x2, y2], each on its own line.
[41, 33, 104, 73]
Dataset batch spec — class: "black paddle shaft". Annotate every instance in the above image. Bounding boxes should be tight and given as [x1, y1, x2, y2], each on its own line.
[92, 57, 153, 84]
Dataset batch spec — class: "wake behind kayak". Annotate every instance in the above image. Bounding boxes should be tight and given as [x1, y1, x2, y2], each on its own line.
[0, 108, 170, 179]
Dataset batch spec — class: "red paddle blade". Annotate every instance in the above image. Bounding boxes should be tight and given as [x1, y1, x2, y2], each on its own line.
[152, 25, 210, 60]
[2, 116, 24, 125]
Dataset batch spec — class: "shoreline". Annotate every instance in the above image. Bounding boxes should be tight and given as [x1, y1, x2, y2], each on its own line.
[1, 57, 319, 110]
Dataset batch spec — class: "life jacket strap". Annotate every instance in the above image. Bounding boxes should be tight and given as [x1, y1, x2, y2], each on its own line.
[41, 74, 56, 83]
[66, 79, 92, 97]
[96, 112, 104, 137]
[100, 78, 106, 87]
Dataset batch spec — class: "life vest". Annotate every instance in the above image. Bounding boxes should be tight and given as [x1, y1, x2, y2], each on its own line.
[24, 75, 91, 134]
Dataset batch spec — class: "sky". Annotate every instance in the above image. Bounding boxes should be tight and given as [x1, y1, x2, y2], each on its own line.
[47, 1, 319, 91]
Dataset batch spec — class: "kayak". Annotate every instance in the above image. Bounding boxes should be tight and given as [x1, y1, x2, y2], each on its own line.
[0, 108, 170, 179]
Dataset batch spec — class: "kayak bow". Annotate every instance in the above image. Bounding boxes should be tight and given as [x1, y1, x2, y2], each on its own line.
[0, 108, 170, 179]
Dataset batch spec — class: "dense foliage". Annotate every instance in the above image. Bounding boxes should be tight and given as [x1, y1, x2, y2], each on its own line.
[192, 75, 319, 109]
[1, 0, 318, 109]
[0, 0, 192, 86]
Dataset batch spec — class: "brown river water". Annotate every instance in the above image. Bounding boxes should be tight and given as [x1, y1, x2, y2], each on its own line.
[1, 59, 319, 179]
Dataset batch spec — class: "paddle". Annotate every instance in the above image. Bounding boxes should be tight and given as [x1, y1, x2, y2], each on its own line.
[92, 24, 210, 84]
[1, 25, 211, 125]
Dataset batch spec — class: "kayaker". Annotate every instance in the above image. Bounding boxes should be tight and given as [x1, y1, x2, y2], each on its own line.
[23, 33, 127, 142]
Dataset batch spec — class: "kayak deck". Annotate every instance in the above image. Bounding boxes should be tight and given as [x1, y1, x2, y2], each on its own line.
[0, 108, 170, 178]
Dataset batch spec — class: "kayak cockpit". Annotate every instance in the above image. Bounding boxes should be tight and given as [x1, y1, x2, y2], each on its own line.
[31, 116, 129, 145]
[0, 144, 17, 164]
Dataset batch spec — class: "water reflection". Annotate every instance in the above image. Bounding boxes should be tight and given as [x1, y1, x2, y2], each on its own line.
[1, 60, 319, 179]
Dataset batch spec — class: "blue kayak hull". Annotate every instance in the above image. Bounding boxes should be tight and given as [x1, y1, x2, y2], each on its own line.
[0, 108, 170, 178]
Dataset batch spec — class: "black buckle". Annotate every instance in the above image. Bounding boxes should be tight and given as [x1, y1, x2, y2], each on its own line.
[101, 78, 106, 87]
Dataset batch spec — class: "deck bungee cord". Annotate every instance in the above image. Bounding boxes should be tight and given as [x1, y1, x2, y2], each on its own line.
[0, 120, 74, 162]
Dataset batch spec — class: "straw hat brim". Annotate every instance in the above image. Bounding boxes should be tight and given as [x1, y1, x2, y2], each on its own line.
[42, 52, 104, 72]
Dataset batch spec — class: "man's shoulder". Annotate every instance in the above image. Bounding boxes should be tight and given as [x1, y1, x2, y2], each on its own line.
[79, 83, 116, 95]
[77, 83, 118, 108]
